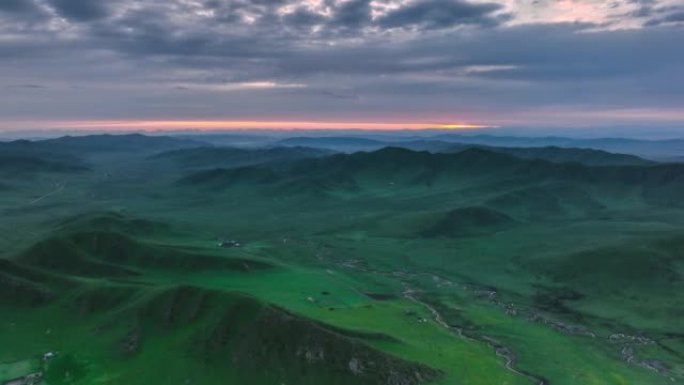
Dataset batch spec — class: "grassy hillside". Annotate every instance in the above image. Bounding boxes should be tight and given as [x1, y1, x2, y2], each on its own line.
[420, 207, 517, 238]
[177, 147, 684, 212]
[2, 136, 683, 385]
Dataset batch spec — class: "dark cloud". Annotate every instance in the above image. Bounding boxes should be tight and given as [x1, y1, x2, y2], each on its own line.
[0, 0, 38, 13]
[48, 0, 111, 21]
[626, 0, 656, 18]
[330, 0, 372, 29]
[378, 0, 505, 29]
[645, 8, 684, 26]
[0, 0, 47, 20]
[283, 7, 326, 28]
[0, 0, 682, 128]
[88, 7, 287, 60]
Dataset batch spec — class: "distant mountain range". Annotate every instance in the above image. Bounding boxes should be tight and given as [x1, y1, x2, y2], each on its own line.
[3, 132, 681, 164]
[0, 134, 210, 176]
[276, 136, 456, 153]
[0, 133, 665, 180]
[451, 145, 653, 166]
[38, 133, 203, 153]
[272, 134, 684, 161]
[431, 134, 684, 160]
[179, 146, 684, 217]
[275, 136, 653, 166]
[0, 134, 202, 157]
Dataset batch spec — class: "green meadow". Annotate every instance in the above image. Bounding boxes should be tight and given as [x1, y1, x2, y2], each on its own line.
[1, 135, 683, 385]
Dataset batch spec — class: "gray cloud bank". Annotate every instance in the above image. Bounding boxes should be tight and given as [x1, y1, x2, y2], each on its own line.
[0, 0, 683, 129]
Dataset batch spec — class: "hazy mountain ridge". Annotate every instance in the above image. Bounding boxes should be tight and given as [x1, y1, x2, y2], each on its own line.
[177, 146, 684, 218]
[273, 135, 654, 165]
[451, 145, 653, 166]
[433, 134, 684, 160]
[181, 146, 684, 189]
[152, 146, 332, 169]
[1, 134, 204, 157]
[40, 134, 204, 153]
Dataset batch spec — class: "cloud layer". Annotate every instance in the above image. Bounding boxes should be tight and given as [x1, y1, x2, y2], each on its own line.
[0, 0, 683, 130]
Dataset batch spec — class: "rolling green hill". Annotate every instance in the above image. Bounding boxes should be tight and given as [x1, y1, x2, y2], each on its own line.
[2, 216, 443, 385]
[2, 136, 683, 385]
[178, 147, 684, 212]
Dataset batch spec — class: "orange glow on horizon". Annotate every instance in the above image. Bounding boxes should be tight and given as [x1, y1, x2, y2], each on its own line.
[22, 120, 495, 131]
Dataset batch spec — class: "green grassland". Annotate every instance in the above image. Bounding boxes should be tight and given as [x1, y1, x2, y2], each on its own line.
[1, 136, 683, 385]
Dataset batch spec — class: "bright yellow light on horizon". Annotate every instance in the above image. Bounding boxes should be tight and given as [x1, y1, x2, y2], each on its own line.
[437, 124, 488, 130]
[28, 120, 496, 131]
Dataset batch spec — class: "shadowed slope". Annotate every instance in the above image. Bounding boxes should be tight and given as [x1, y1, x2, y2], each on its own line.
[17, 231, 273, 278]
[0, 259, 59, 306]
[538, 235, 684, 292]
[107, 286, 442, 385]
[55, 212, 172, 237]
[421, 207, 516, 238]
[177, 147, 684, 209]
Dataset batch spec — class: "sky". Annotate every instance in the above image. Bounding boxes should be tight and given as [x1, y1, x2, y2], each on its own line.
[0, 0, 683, 136]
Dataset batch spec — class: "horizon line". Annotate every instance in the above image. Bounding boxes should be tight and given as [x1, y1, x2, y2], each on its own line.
[3, 119, 683, 141]
[0, 120, 497, 132]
